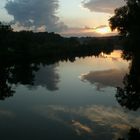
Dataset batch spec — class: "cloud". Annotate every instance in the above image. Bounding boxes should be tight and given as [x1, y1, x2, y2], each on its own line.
[71, 120, 92, 135]
[0, 109, 15, 118]
[0, 0, 7, 7]
[34, 64, 60, 91]
[32, 104, 140, 140]
[60, 25, 117, 37]
[94, 25, 108, 29]
[60, 27, 110, 37]
[0, 0, 14, 22]
[84, 25, 107, 30]
[82, 0, 125, 14]
[60, 27, 98, 37]
[80, 69, 127, 90]
[5, 0, 67, 32]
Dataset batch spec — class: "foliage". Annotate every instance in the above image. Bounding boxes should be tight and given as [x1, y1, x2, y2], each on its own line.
[0, 22, 121, 100]
[0, 22, 118, 60]
[116, 39, 140, 111]
[118, 128, 140, 140]
[0, 22, 13, 34]
[109, 0, 140, 37]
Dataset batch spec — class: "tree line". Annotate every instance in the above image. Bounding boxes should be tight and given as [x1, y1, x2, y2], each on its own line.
[0, 22, 120, 61]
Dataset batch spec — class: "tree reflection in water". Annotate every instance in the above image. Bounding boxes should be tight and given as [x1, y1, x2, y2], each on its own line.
[0, 40, 116, 100]
[0, 59, 59, 100]
[0, 63, 14, 100]
[118, 127, 140, 140]
[116, 39, 140, 111]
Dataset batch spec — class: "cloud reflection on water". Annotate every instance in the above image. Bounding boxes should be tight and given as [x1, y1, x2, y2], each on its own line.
[33, 64, 60, 91]
[0, 109, 15, 119]
[80, 69, 127, 90]
[32, 104, 140, 140]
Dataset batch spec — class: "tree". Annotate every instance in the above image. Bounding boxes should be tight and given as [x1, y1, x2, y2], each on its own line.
[118, 128, 140, 140]
[116, 50, 140, 111]
[109, 0, 140, 37]
[0, 22, 13, 33]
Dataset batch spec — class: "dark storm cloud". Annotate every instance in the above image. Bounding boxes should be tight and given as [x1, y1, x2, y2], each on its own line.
[82, 0, 125, 14]
[5, 0, 67, 32]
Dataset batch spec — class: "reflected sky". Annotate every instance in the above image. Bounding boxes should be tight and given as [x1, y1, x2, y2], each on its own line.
[0, 50, 139, 140]
[34, 64, 60, 91]
[77, 50, 128, 90]
[32, 104, 140, 140]
[80, 69, 127, 90]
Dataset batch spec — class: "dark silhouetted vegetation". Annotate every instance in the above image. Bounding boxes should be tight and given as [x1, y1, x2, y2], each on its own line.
[109, 0, 140, 37]
[116, 37, 140, 110]
[109, 0, 140, 52]
[0, 22, 120, 62]
[109, 1, 140, 110]
[118, 128, 140, 140]
[0, 22, 121, 100]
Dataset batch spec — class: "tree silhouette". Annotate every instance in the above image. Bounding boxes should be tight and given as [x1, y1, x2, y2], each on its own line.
[118, 128, 140, 140]
[0, 22, 12, 33]
[0, 65, 14, 100]
[116, 47, 140, 111]
[110, 1, 140, 110]
[109, 0, 140, 37]
[0, 22, 120, 100]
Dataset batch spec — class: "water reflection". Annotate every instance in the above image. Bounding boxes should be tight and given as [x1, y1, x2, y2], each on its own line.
[0, 108, 15, 118]
[0, 61, 60, 100]
[116, 41, 140, 111]
[80, 50, 128, 91]
[32, 104, 140, 140]
[0, 48, 140, 140]
[0, 60, 39, 100]
[99, 50, 123, 61]
[80, 69, 126, 90]
[0, 63, 14, 100]
[0, 49, 124, 100]
[34, 64, 59, 91]
[118, 128, 140, 140]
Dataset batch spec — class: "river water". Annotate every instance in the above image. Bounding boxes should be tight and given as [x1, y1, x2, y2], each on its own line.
[0, 50, 140, 140]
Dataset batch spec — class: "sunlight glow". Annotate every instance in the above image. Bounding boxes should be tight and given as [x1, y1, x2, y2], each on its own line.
[100, 50, 122, 59]
[95, 27, 112, 34]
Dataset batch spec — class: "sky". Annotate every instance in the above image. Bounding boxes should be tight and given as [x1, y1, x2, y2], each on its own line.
[0, 0, 125, 37]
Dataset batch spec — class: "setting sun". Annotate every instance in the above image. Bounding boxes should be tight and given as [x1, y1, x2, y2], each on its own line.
[95, 27, 112, 34]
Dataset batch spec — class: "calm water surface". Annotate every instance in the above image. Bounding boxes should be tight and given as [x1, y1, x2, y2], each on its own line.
[0, 50, 139, 140]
